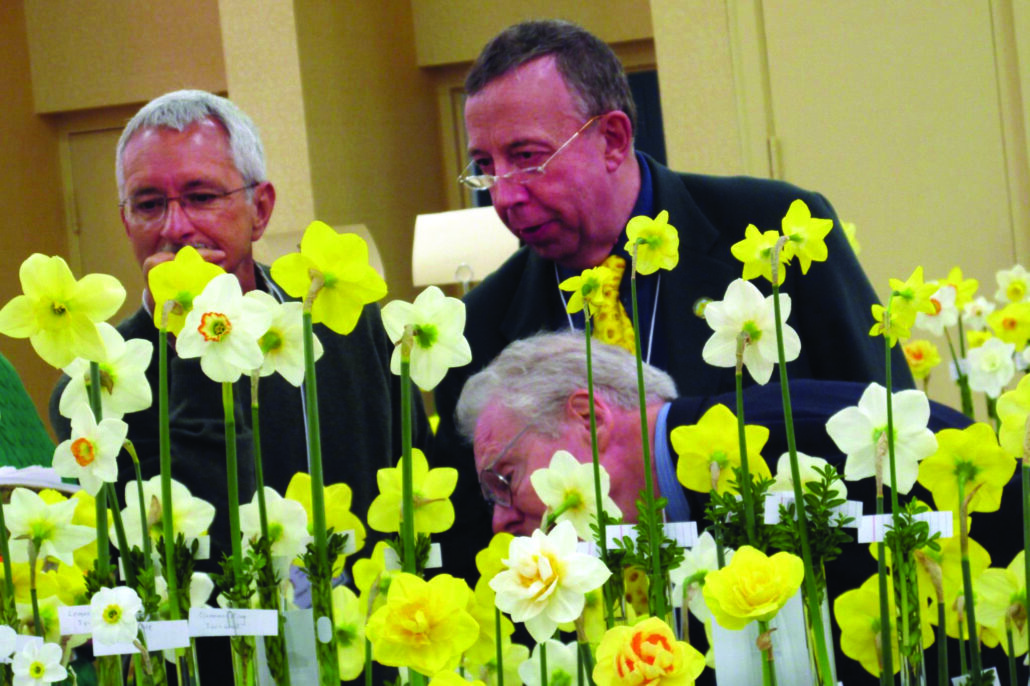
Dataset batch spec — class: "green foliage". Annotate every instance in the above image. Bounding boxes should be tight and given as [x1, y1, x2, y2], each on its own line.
[705, 467, 775, 553]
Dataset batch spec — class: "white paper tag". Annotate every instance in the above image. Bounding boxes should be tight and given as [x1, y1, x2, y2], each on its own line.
[383, 542, 442, 570]
[604, 522, 698, 548]
[952, 667, 1000, 685]
[93, 620, 191, 655]
[0, 636, 43, 663]
[188, 608, 279, 637]
[256, 609, 318, 683]
[188, 536, 211, 560]
[858, 511, 953, 543]
[58, 605, 92, 635]
[763, 493, 862, 526]
[575, 540, 598, 557]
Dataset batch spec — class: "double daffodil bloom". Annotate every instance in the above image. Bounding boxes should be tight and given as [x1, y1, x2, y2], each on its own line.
[918, 423, 1016, 514]
[529, 449, 621, 540]
[0, 253, 125, 368]
[625, 210, 679, 275]
[59, 323, 153, 421]
[966, 337, 1016, 398]
[779, 199, 832, 274]
[671, 403, 770, 495]
[702, 545, 803, 631]
[367, 448, 457, 534]
[147, 245, 225, 335]
[271, 220, 387, 334]
[559, 265, 616, 317]
[382, 285, 472, 391]
[594, 616, 706, 686]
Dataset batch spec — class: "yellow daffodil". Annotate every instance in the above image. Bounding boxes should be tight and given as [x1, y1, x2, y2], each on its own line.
[902, 339, 941, 380]
[0, 563, 57, 604]
[625, 210, 679, 275]
[5, 487, 96, 567]
[730, 224, 788, 285]
[995, 265, 1029, 304]
[331, 585, 366, 679]
[147, 245, 225, 335]
[967, 329, 992, 350]
[998, 373, 1030, 457]
[841, 221, 861, 254]
[559, 265, 615, 318]
[975, 551, 1027, 656]
[353, 541, 396, 617]
[270, 220, 387, 334]
[671, 403, 770, 495]
[530, 449, 621, 540]
[0, 254, 125, 368]
[594, 616, 706, 686]
[382, 285, 473, 391]
[935, 536, 991, 640]
[869, 303, 911, 348]
[834, 574, 900, 677]
[365, 572, 479, 676]
[702, 545, 803, 631]
[367, 448, 457, 535]
[779, 199, 832, 274]
[432, 673, 486, 686]
[284, 472, 366, 572]
[940, 266, 979, 309]
[888, 267, 938, 327]
[475, 532, 514, 583]
[987, 302, 1030, 349]
[465, 580, 514, 666]
[918, 423, 1016, 514]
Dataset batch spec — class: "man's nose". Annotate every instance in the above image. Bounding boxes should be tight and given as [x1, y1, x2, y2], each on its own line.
[492, 503, 524, 534]
[158, 198, 195, 241]
[489, 173, 530, 216]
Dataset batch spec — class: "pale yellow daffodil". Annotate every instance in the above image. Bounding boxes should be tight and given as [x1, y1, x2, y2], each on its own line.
[997, 373, 1030, 457]
[671, 403, 770, 495]
[367, 448, 457, 535]
[918, 423, 1016, 515]
[5, 487, 96, 567]
[559, 265, 615, 318]
[779, 199, 832, 274]
[994, 264, 1029, 304]
[530, 449, 621, 540]
[147, 245, 225, 335]
[940, 266, 979, 309]
[730, 224, 788, 285]
[987, 302, 1030, 349]
[974, 551, 1028, 656]
[331, 584, 366, 679]
[625, 210, 679, 275]
[284, 472, 366, 573]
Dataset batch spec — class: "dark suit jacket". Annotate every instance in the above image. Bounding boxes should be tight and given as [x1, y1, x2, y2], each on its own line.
[434, 155, 911, 583]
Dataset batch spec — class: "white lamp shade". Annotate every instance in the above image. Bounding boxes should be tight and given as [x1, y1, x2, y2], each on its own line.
[412, 206, 519, 287]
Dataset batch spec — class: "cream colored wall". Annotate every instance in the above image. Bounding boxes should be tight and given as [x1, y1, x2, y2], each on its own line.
[1, 1, 70, 432]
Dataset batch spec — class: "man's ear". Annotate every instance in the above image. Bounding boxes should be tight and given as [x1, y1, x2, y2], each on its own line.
[600, 111, 634, 172]
[565, 389, 612, 451]
[250, 181, 276, 242]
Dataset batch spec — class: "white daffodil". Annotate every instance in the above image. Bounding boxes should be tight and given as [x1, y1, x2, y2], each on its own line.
[11, 641, 66, 686]
[176, 273, 272, 383]
[914, 285, 958, 336]
[769, 451, 847, 502]
[59, 322, 152, 420]
[490, 520, 611, 643]
[117, 476, 215, 549]
[669, 531, 731, 622]
[967, 336, 1016, 398]
[529, 450, 621, 540]
[995, 264, 1029, 304]
[518, 639, 579, 686]
[701, 278, 800, 385]
[382, 285, 472, 391]
[240, 487, 311, 572]
[156, 572, 215, 610]
[5, 488, 95, 566]
[246, 291, 323, 386]
[825, 383, 937, 494]
[962, 296, 995, 331]
[90, 586, 142, 644]
[0, 624, 15, 662]
[51, 404, 127, 496]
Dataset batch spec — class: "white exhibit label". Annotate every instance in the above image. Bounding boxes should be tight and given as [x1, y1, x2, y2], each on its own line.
[93, 620, 190, 656]
[762, 493, 862, 526]
[188, 608, 279, 637]
[857, 511, 953, 543]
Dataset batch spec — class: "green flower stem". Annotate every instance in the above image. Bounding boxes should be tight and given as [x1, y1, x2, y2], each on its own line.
[106, 484, 137, 587]
[27, 542, 42, 637]
[875, 501, 893, 686]
[494, 607, 505, 686]
[124, 441, 153, 564]
[957, 477, 984, 680]
[249, 374, 270, 542]
[769, 276, 833, 686]
[628, 250, 668, 620]
[732, 342, 757, 544]
[986, 395, 999, 432]
[364, 638, 372, 686]
[957, 610, 967, 676]
[758, 619, 777, 686]
[398, 329, 416, 574]
[1005, 623, 1017, 686]
[944, 327, 975, 419]
[936, 599, 948, 686]
[539, 641, 548, 686]
[89, 361, 112, 581]
[221, 383, 244, 582]
[543, 493, 583, 531]
[582, 317, 614, 629]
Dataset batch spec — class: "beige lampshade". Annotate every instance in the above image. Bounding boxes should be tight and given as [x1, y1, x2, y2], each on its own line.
[412, 206, 519, 287]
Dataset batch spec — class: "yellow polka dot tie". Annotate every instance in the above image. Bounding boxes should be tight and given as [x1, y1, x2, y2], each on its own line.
[592, 255, 636, 354]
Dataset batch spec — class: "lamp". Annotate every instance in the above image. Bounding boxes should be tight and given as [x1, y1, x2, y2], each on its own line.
[412, 207, 518, 293]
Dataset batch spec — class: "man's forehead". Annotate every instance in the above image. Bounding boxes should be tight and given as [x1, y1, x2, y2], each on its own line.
[473, 402, 523, 463]
[121, 118, 240, 190]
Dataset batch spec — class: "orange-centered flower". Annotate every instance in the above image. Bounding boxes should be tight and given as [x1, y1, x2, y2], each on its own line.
[71, 438, 95, 467]
[198, 311, 232, 342]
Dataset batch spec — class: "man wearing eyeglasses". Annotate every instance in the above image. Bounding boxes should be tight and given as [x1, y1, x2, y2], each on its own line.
[433, 19, 908, 582]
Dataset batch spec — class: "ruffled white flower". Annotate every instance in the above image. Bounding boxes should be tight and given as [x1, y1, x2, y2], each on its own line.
[490, 520, 611, 643]
[382, 285, 472, 391]
[669, 531, 731, 621]
[529, 450, 621, 540]
[825, 383, 937, 494]
[701, 278, 800, 385]
[90, 586, 142, 644]
[51, 404, 127, 495]
[246, 291, 323, 386]
[769, 451, 847, 502]
[967, 336, 1016, 398]
[995, 264, 1029, 304]
[914, 285, 958, 336]
[59, 323, 152, 420]
[962, 296, 995, 330]
[176, 273, 272, 383]
[12, 641, 66, 685]
[240, 487, 311, 573]
[5, 487, 95, 566]
[518, 639, 579, 686]
[117, 476, 215, 549]
[156, 572, 215, 609]
[0, 624, 16, 662]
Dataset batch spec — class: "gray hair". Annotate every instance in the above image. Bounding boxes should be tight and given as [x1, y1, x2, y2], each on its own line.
[465, 19, 637, 133]
[456, 331, 677, 441]
[115, 90, 266, 197]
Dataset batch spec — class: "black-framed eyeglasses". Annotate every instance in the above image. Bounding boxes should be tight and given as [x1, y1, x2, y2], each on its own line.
[478, 425, 531, 508]
[120, 182, 259, 227]
[458, 115, 603, 191]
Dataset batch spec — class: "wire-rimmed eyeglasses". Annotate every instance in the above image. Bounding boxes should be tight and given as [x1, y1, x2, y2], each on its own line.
[478, 425, 532, 508]
[120, 182, 259, 227]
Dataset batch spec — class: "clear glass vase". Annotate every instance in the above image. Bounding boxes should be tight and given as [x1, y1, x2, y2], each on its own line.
[800, 573, 837, 686]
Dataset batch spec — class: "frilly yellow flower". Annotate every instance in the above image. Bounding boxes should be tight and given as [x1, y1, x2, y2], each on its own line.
[702, 545, 803, 631]
[147, 245, 225, 335]
[998, 373, 1030, 457]
[0, 253, 125, 368]
[987, 302, 1030, 349]
[671, 403, 770, 495]
[780, 199, 832, 274]
[593, 616, 706, 686]
[730, 224, 787, 285]
[559, 265, 615, 318]
[902, 339, 941, 380]
[271, 220, 387, 334]
[367, 448, 457, 535]
[917, 423, 1016, 514]
[331, 585, 366, 679]
[365, 572, 479, 676]
[625, 210, 679, 275]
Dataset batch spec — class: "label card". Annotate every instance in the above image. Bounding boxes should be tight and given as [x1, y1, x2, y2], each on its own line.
[383, 542, 441, 570]
[57, 605, 92, 635]
[952, 667, 1000, 685]
[93, 620, 190, 656]
[604, 522, 698, 548]
[763, 493, 862, 527]
[858, 511, 953, 543]
[188, 608, 279, 637]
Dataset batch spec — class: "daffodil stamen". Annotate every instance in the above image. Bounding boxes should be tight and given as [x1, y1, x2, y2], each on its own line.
[70, 438, 96, 467]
